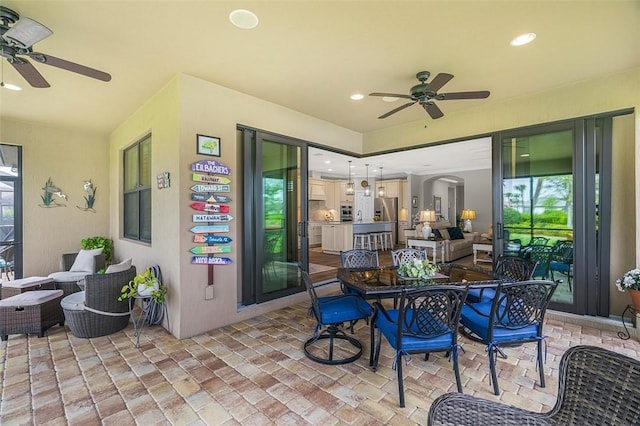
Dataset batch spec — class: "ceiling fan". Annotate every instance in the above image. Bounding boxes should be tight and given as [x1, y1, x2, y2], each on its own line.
[0, 6, 111, 88]
[370, 71, 489, 119]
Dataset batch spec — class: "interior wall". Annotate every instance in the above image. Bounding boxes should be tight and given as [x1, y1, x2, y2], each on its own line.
[0, 118, 110, 276]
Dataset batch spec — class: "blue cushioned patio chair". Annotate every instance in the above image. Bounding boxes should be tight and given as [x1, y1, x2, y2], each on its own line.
[467, 255, 538, 303]
[391, 248, 427, 266]
[460, 280, 558, 395]
[549, 240, 573, 291]
[301, 266, 372, 365]
[340, 249, 379, 296]
[370, 285, 469, 407]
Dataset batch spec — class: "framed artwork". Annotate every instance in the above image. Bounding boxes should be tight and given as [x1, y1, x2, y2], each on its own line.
[197, 134, 221, 157]
[412, 196, 418, 208]
[434, 196, 442, 214]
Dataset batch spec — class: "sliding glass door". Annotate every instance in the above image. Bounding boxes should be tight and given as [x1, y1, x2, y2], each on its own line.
[241, 129, 308, 305]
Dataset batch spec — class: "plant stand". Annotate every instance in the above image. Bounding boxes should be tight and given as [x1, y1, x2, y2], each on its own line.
[129, 295, 153, 348]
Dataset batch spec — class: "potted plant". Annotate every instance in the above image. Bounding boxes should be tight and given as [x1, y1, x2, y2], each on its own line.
[616, 269, 640, 309]
[118, 267, 167, 304]
[81, 236, 113, 264]
[397, 259, 440, 280]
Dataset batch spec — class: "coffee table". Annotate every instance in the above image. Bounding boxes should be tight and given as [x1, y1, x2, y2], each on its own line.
[473, 241, 493, 265]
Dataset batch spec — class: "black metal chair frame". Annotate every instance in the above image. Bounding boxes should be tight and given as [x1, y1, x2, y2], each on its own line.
[301, 266, 370, 365]
[494, 255, 537, 281]
[427, 345, 640, 425]
[340, 249, 379, 269]
[461, 280, 558, 395]
[370, 285, 469, 407]
[390, 248, 427, 266]
[548, 240, 573, 291]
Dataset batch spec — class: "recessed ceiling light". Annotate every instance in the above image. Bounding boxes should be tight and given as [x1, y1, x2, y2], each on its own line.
[350, 93, 364, 100]
[520, 153, 530, 157]
[382, 96, 399, 102]
[510, 32, 536, 46]
[324, 160, 331, 164]
[0, 82, 22, 91]
[229, 9, 259, 29]
[327, 168, 333, 172]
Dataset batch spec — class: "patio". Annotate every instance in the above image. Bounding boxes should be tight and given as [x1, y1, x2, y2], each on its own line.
[1, 300, 639, 425]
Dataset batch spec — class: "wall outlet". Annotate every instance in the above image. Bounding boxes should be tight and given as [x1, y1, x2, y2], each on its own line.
[205, 285, 214, 300]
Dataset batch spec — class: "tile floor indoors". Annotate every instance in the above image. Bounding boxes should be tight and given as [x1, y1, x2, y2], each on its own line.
[1, 299, 640, 425]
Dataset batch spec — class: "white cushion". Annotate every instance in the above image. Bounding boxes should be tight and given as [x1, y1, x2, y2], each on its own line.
[60, 291, 86, 311]
[48, 271, 90, 282]
[105, 258, 132, 274]
[3, 276, 53, 289]
[70, 248, 103, 272]
[0, 290, 63, 307]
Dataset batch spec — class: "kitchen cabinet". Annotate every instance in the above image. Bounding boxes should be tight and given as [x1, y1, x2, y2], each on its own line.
[324, 181, 336, 209]
[322, 224, 353, 254]
[398, 221, 411, 244]
[400, 180, 409, 209]
[383, 180, 400, 198]
[309, 178, 326, 200]
[336, 180, 354, 203]
[309, 223, 323, 247]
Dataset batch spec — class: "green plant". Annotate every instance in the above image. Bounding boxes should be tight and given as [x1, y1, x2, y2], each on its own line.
[81, 236, 113, 264]
[118, 268, 167, 304]
[397, 259, 439, 280]
[616, 269, 640, 292]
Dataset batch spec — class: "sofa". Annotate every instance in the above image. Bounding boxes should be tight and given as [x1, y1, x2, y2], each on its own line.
[412, 220, 480, 262]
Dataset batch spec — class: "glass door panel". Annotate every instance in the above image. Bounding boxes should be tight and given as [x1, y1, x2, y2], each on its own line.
[0, 145, 21, 281]
[500, 129, 575, 306]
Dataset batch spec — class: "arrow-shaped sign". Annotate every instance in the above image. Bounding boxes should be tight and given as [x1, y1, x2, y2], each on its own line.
[190, 246, 232, 254]
[191, 202, 230, 213]
[192, 256, 233, 265]
[191, 193, 232, 203]
[191, 184, 231, 193]
[191, 160, 231, 175]
[193, 235, 233, 244]
[193, 214, 234, 222]
[190, 225, 230, 234]
[192, 173, 231, 184]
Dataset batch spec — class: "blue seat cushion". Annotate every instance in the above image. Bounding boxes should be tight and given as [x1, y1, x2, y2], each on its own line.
[375, 309, 454, 352]
[461, 302, 540, 343]
[467, 287, 496, 303]
[550, 261, 570, 273]
[317, 295, 371, 325]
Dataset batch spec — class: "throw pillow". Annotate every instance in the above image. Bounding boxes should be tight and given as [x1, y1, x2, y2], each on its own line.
[105, 258, 132, 274]
[439, 229, 450, 240]
[70, 248, 103, 272]
[432, 229, 442, 239]
[447, 227, 465, 240]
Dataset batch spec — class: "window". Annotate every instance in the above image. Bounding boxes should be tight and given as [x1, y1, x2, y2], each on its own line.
[123, 135, 151, 242]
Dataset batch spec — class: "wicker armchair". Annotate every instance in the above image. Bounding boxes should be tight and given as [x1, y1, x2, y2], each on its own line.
[428, 345, 640, 425]
[49, 251, 106, 296]
[61, 266, 136, 338]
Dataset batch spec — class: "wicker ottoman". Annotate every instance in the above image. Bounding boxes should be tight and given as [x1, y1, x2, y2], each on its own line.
[1, 276, 55, 299]
[0, 290, 64, 341]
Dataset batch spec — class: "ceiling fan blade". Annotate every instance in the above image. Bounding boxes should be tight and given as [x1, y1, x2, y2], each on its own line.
[425, 73, 453, 92]
[9, 57, 50, 87]
[3, 17, 52, 48]
[28, 52, 111, 82]
[439, 90, 490, 100]
[369, 92, 413, 100]
[378, 101, 416, 119]
[422, 102, 444, 119]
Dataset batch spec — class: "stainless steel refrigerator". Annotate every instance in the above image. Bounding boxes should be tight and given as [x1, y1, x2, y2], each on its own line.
[374, 197, 399, 245]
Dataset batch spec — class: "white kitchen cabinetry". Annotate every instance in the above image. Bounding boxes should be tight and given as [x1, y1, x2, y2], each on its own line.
[398, 221, 411, 244]
[383, 180, 400, 198]
[322, 224, 353, 254]
[309, 223, 323, 247]
[324, 181, 336, 210]
[400, 180, 409, 209]
[309, 178, 326, 200]
[334, 180, 353, 204]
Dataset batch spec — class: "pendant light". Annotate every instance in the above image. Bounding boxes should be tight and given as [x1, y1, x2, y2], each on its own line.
[377, 166, 385, 197]
[363, 164, 371, 197]
[346, 160, 355, 195]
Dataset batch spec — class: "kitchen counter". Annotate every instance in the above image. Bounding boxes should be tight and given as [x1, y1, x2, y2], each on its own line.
[352, 221, 394, 233]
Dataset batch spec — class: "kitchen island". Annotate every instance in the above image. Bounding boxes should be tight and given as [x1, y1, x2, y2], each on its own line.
[321, 221, 395, 254]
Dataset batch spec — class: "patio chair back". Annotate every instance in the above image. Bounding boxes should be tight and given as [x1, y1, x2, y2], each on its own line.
[494, 255, 537, 281]
[391, 248, 427, 266]
[340, 249, 379, 268]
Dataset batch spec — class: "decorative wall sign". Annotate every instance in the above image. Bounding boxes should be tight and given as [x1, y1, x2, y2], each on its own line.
[191, 184, 231, 193]
[190, 225, 230, 234]
[191, 202, 230, 213]
[192, 256, 232, 265]
[77, 179, 96, 212]
[157, 172, 170, 189]
[191, 173, 231, 184]
[193, 235, 233, 244]
[192, 214, 234, 222]
[191, 159, 231, 175]
[191, 193, 232, 203]
[190, 245, 232, 254]
[39, 178, 67, 208]
[197, 134, 221, 157]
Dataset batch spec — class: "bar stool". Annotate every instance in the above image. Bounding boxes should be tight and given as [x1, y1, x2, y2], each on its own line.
[379, 231, 393, 251]
[353, 233, 372, 250]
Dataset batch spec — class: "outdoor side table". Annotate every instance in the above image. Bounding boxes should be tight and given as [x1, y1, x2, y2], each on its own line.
[129, 295, 154, 348]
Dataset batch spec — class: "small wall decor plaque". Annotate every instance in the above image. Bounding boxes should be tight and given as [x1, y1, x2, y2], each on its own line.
[77, 179, 96, 212]
[197, 134, 221, 157]
[39, 178, 67, 208]
[157, 172, 170, 189]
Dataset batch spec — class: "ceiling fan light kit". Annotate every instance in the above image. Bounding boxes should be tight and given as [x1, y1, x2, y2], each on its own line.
[0, 6, 111, 88]
[370, 70, 490, 120]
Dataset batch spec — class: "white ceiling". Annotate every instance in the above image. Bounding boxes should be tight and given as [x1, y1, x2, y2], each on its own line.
[309, 137, 491, 180]
[1, 2, 639, 136]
